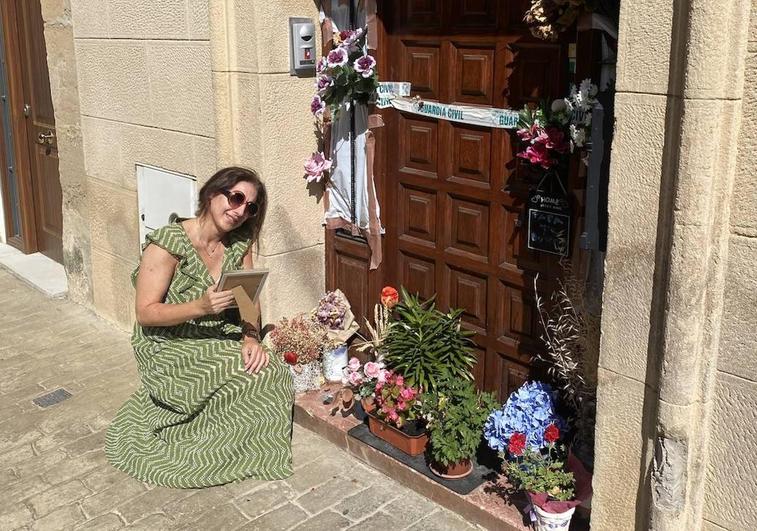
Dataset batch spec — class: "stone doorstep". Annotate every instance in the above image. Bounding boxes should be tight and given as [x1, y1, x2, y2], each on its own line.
[293, 388, 531, 531]
[0, 244, 67, 298]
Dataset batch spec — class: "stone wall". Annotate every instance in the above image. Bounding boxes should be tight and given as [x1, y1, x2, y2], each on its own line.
[702, 6, 757, 530]
[69, 0, 217, 327]
[208, 0, 325, 323]
[41, 0, 92, 304]
[592, 0, 754, 529]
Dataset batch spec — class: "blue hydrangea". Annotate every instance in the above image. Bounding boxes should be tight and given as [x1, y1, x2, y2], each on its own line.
[483, 381, 566, 452]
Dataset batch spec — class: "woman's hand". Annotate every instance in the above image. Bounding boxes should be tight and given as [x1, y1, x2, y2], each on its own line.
[242, 338, 269, 375]
[198, 283, 236, 315]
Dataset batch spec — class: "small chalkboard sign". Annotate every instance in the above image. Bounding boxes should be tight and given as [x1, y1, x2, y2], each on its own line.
[527, 173, 571, 256]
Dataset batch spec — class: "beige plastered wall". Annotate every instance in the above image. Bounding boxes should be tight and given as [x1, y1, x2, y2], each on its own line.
[592, 0, 755, 530]
[60, 0, 324, 328]
[68, 0, 218, 328]
[208, 0, 325, 323]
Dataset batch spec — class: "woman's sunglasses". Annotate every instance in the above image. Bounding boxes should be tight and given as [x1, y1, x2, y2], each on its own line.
[220, 189, 259, 217]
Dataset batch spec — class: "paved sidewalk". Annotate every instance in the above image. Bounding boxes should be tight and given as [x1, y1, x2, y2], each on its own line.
[0, 268, 481, 530]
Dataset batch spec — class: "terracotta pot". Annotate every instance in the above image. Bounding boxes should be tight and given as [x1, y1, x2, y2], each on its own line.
[428, 458, 473, 480]
[367, 413, 428, 456]
[360, 396, 377, 415]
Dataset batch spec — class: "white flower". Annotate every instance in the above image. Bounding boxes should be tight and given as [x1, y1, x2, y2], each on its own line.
[580, 78, 598, 98]
[570, 124, 586, 148]
[551, 99, 567, 112]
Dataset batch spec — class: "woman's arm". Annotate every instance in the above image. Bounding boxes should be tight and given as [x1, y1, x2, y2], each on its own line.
[134, 243, 235, 327]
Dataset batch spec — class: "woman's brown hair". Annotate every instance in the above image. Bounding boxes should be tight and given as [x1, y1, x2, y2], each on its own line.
[196, 166, 267, 245]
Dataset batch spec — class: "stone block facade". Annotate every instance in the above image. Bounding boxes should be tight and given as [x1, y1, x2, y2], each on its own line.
[593, 0, 757, 530]
[22, 1, 757, 529]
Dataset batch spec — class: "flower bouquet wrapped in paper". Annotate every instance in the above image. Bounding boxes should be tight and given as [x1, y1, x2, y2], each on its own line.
[313, 289, 360, 344]
[313, 289, 359, 381]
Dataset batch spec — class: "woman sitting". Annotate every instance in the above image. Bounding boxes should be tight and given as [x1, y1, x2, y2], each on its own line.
[106, 167, 294, 488]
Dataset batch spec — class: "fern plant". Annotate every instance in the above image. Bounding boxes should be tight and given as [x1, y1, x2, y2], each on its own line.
[383, 288, 477, 391]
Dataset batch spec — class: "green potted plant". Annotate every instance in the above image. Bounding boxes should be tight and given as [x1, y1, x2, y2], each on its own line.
[421, 376, 497, 479]
[505, 438, 579, 531]
[383, 288, 477, 391]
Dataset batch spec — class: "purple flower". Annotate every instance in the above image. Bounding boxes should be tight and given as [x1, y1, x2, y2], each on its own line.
[353, 54, 376, 78]
[310, 95, 325, 116]
[338, 28, 363, 52]
[316, 75, 333, 94]
[316, 57, 328, 74]
[326, 47, 348, 68]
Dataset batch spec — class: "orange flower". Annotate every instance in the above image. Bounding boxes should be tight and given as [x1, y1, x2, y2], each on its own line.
[380, 286, 399, 309]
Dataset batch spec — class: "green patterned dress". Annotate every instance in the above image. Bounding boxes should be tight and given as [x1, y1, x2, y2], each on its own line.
[105, 222, 294, 488]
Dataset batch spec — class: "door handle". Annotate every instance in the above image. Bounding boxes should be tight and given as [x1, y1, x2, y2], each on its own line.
[37, 130, 55, 145]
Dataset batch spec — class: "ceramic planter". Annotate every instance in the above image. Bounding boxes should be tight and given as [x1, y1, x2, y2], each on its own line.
[532, 503, 575, 531]
[428, 458, 473, 479]
[367, 413, 428, 456]
[322, 344, 348, 382]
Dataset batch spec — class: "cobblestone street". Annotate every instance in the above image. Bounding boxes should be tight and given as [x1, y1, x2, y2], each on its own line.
[0, 269, 480, 530]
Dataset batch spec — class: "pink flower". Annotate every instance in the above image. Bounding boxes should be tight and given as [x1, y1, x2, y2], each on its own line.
[363, 361, 380, 379]
[543, 127, 570, 153]
[303, 152, 332, 183]
[517, 123, 539, 142]
[396, 400, 406, 411]
[395, 375, 404, 387]
[347, 371, 363, 387]
[400, 387, 415, 401]
[375, 381, 384, 392]
[310, 95, 325, 116]
[347, 357, 361, 372]
[518, 143, 555, 169]
[353, 54, 376, 78]
[377, 369, 389, 384]
[326, 47, 348, 67]
[387, 409, 399, 422]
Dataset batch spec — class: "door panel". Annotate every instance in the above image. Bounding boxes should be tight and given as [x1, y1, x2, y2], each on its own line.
[326, 1, 579, 401]
[381, 0, 572, 400]
[450, 44, 495, 106]
[403, 43, 441, 100]
[447, 124, 492, 189]
[18, 0, 62, 262]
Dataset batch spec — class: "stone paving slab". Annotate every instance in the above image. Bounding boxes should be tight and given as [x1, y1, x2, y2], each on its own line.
[0, 268, 482, 530]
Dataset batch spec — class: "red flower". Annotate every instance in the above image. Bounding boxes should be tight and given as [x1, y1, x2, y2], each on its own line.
[544, 423, 560, 444]
[508, 432, 527, 456]
[380, 286, 399, 309]
[283, 351, 298, 365]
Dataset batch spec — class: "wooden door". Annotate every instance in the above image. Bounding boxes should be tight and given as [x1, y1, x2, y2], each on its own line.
[327, 0, 581, 401]
[0, 0, 62, 262]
